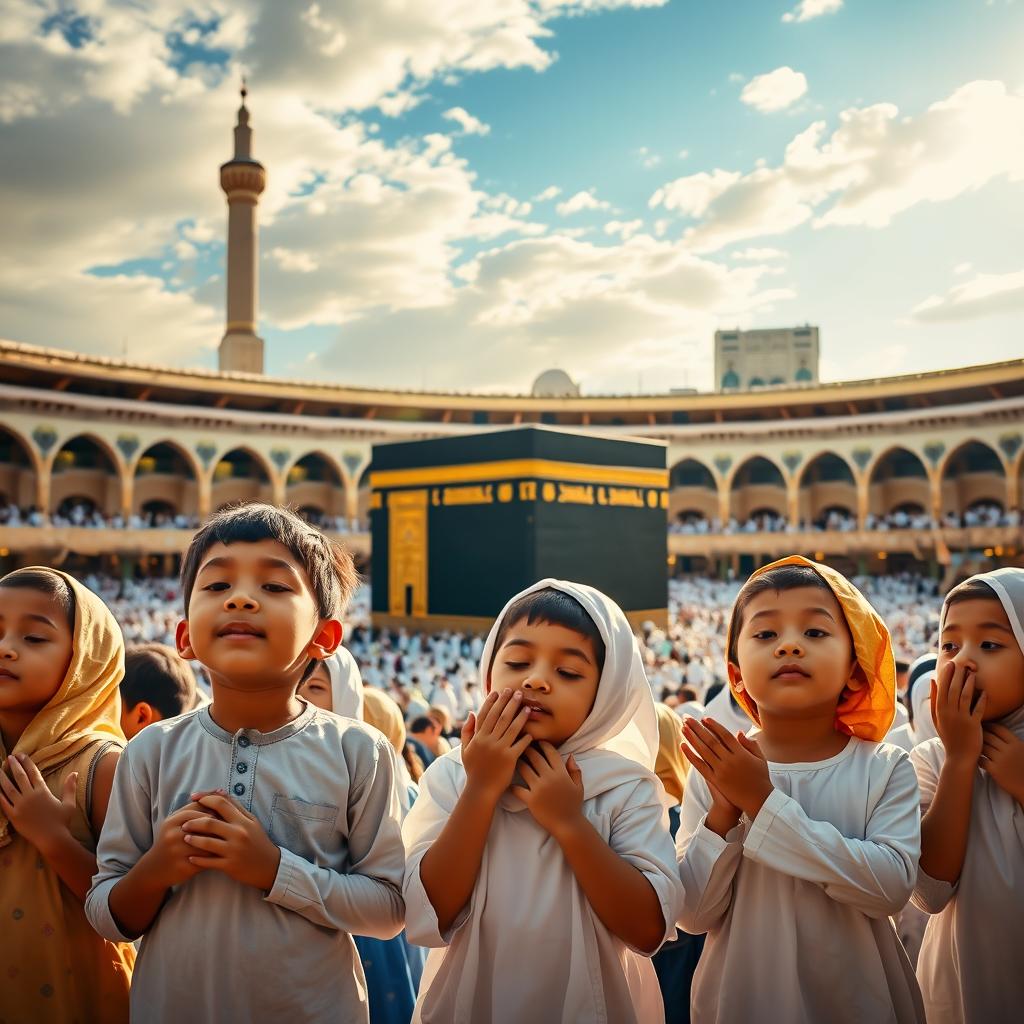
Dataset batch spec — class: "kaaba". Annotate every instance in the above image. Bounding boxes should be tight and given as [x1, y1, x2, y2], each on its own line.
[369, 426, 668, 631]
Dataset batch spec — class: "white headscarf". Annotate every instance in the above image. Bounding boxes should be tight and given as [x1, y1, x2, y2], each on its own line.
[907, 652, 938, 742]
[479, 578, 659, 802]
[325, 646, 365, 720]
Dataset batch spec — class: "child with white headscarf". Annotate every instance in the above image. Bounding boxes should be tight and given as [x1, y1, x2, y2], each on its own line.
[402, 580, 683, 1023]
[911, 567, 1024, 1023]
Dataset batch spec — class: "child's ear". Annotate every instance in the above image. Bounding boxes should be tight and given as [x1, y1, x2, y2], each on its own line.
[307, 619, 343, 661]
[175, 620, 195, 660]
[846, 658, 867, 692]
[727, 661, 745, 694]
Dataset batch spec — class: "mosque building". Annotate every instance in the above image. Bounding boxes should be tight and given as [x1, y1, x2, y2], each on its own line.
[0, 90, 1021, 582]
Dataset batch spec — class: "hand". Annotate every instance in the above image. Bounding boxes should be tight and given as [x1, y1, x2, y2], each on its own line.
[180, 793, 282, 892]
[144, 800, 222, 889]
[981, 724, 1024, 805]
[682, 717, 773, 820]
[460, 689, 533, 802]
[931, 661, 986, 766]
[0, 754, 76, 854]
[511, 743, 584, 839]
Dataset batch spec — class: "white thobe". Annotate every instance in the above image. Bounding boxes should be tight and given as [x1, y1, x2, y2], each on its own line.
[677, 737, 925, 1024]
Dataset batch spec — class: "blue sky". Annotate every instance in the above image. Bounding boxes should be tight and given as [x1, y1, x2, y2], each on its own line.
[1, 0, 1022, 393]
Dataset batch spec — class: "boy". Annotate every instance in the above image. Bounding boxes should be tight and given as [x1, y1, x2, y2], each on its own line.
[119, 642, 198, 739]
[86, 504, 406, 1023]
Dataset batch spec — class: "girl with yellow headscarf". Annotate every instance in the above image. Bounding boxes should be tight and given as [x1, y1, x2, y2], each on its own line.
[675, 556, 925, 1024]
[0, 567, 134, 1023]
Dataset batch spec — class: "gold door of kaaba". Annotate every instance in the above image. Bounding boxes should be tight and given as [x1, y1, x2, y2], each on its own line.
[387, 489, 428, 618]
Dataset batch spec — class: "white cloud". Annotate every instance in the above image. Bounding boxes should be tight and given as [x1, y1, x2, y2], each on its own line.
[604, 219, 644, 239]
[442, 106, 490, 135]
[651, 80, 1024, 252]
[555, 189, 611, 216]
[731, 247, 788, 261]
[636, 146, 661, 169]
[740, 67, 808, 113]
[782, 0, 843, 23]
[533, 185, 561, 202]
[909, 267, 1024, 324]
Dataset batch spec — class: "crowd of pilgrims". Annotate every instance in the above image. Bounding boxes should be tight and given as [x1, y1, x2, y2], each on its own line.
[0, 501, 1021, 1024]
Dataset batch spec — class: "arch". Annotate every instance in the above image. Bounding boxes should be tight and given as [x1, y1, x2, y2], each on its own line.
[670, 457, 716, 490]
[669, 456, 718, 523]
[210, 447, 273, 510]
[939, 439, 1007, 518]
[0, 425, 41, 512]
[49, 434, 121, 517]
[133, 440, 200, 520]
[797, 451, 857, 526]
[728, 455, 786, 521]
[286, 451, 347, 526]
[355, 463, 375, 530]
[866, 446, 930, 518]
[140, 498, 178, 524]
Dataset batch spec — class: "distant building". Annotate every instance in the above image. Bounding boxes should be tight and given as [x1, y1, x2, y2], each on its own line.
[714, 326, 820, 391]
[531, 368, 580, 398]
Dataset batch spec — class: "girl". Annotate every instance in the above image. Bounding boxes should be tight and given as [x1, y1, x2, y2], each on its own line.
[911, 568, 1024, 1023]
[402, 579, 683, 1023]
[298, 645, 365, 719]
[0, 567, 135, 1022]
[677, 555, 924, 1024]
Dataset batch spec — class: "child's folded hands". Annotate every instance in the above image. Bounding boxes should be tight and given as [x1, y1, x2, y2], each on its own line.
[180, 791, 282, 892]
[511, 742, 583, 837]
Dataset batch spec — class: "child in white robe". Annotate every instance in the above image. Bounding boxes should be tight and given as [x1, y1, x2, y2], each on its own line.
[911, 568, 1024, 1023]
[677, 555, 925, 1024]
[402, 579, 683, 1024]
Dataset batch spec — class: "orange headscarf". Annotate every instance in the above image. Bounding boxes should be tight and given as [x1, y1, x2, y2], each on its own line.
[726, 555, 896, 742]
[0, 568, 126, 847]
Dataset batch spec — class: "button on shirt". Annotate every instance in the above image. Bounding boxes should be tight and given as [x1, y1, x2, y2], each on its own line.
[86, 703, 407, 1024]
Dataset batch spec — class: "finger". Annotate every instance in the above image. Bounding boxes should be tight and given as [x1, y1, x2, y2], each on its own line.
[517, 760, 540, 785]
[681, 744, 715, 784]
[936, 661, 954, 702]
[511, 733, 533, 757]
[196, 794, 249, 822]
[0, 790, 12, 816]
[188, 789, 227, 805]
[478, 690, 510, 733]
[16, 754, 46, 789]
[522, 747, 547, 773]
[461, 713, 476, 746]
[736, 732, 766, 760]
[0, 770, 19, 803]
[537, 741, 562, 770]
[509, 785, 531, 803]
[958, 671, 975, 714]
[7, 755, 31, 792]
[970, 690, 988, 722]
[181, 815, 234, 839]
[61, 772, 79, 809]
[187, 855, 230, 869]
[929, 679, 939, 730]
[702, 718, 739, 752]
[566, 755, 583, 786]
[683, 720, 721, 763]
[498, 706, 531, 743]
[494, 691, 525, 735]
[183, 833, 230, 853]
[982, 727, 1008, 748]
[987, 723, 1014, 742]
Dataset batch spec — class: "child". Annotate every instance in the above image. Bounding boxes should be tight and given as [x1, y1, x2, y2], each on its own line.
[85, 504, 406, 1023]
[911, 568, 1024, 1022]
[403, 579, 683, 1023]
[677, 555, 924, 1024]
[119, 642, 198, 739]
[299, 645, 366, 720]
[0, 567, 134, 1022]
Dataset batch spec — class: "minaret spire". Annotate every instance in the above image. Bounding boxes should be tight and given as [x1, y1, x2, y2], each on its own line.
[218, 79, 266, 374]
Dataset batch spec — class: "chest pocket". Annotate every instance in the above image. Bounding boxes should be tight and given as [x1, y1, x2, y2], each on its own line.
[269, 794, 339, 864]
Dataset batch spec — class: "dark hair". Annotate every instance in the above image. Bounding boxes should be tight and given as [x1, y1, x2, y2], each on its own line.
[409, 715, 435, 734]
[728, 564, 835, 664]
[121, 643, 197, 720]
[680, 685, 699, 703]
[944, 577, 998, 611]
[0, 568, 76, 629]
[895, 659, 910, 675]
[180, 503, 359, 619]
[489, 587, 606, 675]
[703, 681, 724, 704]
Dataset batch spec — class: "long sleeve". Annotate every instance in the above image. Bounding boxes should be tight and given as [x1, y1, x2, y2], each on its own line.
[908, 739, 957, 914]
[85, 743, 154, 942]
[743, 754, 920, 919]
[265, 739, 406, 938]
[675, 770, 744, 934]
[608, 777, 685, 950]
[401, 755, 474, 948]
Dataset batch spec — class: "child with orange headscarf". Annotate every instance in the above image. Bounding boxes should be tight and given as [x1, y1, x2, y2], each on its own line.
[0, 567, 134, 1023]
[676, 556, 925, 1024]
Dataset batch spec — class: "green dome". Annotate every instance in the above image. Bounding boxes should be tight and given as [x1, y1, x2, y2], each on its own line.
[721, 369, 740, 388]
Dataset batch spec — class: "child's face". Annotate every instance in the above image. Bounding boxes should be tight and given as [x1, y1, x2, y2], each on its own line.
[0, 587, 74, 720]
[939, 598, 1024, 720]
[729, 587, 859, 720]
[297, 662, 332, 712]
[490, 618, 600, 746]
[177, 539, 341, 691]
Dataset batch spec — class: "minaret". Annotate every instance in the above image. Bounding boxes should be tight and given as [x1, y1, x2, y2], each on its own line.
[218, 82, 266, 374]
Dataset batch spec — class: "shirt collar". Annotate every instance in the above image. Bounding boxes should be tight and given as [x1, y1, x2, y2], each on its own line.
[198, 700, 317, 746]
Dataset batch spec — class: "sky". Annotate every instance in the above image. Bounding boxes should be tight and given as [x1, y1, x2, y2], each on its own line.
[1, 0, 1022, 396]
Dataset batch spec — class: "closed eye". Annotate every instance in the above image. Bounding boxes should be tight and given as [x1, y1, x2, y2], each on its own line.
[263, 583, 292, 593]
[504, 661, 529, 670]
[980, 641, 1004, 650]
[203, 581, 229, 591]
[558, 670, 583, 680]
[25, 635, 48, 644]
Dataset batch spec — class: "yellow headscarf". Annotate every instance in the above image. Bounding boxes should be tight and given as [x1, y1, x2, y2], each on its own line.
[654, 702, 689, 804]
[362, 687, 406, 756]
[0, 568, 126, 847]
[726, 555, 896, 742]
